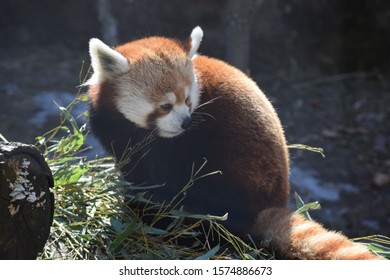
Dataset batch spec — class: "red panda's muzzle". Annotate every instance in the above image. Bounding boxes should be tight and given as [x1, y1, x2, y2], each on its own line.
[181, 116, 192, 130]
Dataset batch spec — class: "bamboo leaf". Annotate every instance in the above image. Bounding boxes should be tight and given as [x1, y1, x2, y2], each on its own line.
[294, 192, 321, 220]
[288, 144, 325, 158]
[109, 219, 137, 251]
[195, 245, 220, 260]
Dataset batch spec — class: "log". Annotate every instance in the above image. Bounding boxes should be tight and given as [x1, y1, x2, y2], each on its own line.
[0, 142, 54, 259]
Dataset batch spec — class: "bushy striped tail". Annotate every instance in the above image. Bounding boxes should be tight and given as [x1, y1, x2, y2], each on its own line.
[253, 207, 381, 260]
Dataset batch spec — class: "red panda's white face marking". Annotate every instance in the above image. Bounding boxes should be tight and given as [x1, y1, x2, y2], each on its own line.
[87, 27, 203, 138]
[113, 56, 198, 137]
[154, 90, 192, 138]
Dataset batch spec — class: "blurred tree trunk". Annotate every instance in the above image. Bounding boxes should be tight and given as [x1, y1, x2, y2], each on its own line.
[224, 0, 264, 73]
[96, 0, 119, 45]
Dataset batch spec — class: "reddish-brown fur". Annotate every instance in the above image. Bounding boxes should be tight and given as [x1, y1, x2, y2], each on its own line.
[87, 32, 381, 260]
[255, 208, 380, 259]
[193, 56, 290, 218]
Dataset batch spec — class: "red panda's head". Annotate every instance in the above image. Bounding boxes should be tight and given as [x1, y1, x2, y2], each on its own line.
[86, 27, 203, 138]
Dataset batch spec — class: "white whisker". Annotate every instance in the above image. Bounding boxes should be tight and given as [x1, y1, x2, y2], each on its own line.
[195, 96, 222, 110]
[193, 111, 216, 120]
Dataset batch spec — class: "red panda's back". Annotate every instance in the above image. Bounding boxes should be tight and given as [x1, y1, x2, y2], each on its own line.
[192, 55, 290, 228]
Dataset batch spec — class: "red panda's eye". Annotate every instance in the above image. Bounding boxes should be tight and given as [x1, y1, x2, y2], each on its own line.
[160, 103, 173, 112]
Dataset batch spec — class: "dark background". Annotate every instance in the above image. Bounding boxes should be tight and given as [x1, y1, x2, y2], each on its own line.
[1, 0, 389, 236]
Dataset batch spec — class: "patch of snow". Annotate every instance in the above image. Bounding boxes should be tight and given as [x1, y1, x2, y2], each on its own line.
[28, 90, 105, 159]
[28, 90, 87, 127]
[290, 164, 359, 202]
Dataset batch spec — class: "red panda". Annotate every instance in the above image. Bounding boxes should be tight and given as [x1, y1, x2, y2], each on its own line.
[86, 27, 381, 260]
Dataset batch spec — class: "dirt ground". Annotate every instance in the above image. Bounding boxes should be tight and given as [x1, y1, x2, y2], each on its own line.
[0, 39, 389, 238]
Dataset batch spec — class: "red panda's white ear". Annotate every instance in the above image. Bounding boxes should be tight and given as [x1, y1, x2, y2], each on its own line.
[188, 26, 203, 60]
[86, 38, 129, 85]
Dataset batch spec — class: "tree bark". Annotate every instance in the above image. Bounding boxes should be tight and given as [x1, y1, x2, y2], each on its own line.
[224, 0, 264, 73]
[96, 0, 119, 45]
[0, 142, 54, 259]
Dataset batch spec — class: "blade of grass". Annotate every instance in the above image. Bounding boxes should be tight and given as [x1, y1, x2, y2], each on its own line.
[109, 219, 138, 251]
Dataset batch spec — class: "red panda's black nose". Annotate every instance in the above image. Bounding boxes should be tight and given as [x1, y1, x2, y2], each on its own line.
[181, 116, 192, 130]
